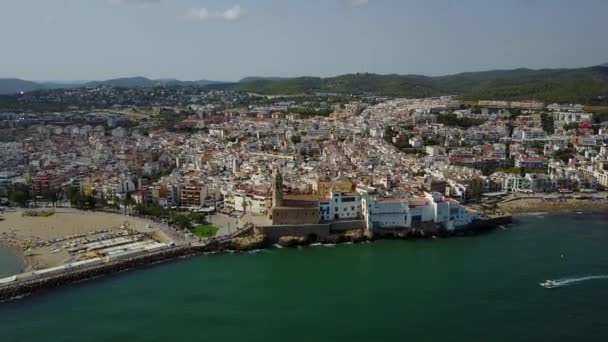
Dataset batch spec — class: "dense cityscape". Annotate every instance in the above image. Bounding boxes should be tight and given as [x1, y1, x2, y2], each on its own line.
[2, 86, 607, 221]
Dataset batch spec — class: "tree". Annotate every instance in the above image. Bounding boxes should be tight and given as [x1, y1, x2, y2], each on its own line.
[290, 135, 302, 144]
[242, 200, 248, 217]
[469, 179, 483, 203]
[384, 126, 395, 143]
[540, 112, 555, 134]
[9, 189, 30, 207]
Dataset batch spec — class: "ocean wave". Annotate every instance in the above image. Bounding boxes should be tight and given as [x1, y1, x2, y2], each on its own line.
[247, 249, 269, 254]
[519, 212, 549, 216]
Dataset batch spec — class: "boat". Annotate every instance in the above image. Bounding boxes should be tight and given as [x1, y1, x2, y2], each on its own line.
[539, 280, 558, 289]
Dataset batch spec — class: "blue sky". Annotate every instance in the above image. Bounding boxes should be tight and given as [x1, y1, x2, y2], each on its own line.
[1, 0, 607, 81]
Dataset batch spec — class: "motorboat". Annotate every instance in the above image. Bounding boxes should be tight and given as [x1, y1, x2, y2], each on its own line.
[539, 280, 558, 289]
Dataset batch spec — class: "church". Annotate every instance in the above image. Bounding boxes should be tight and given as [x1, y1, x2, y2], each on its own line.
[269, 170, 320, 225]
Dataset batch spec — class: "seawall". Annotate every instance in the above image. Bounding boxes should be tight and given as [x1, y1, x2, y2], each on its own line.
[255, 220, 366, 243]
[0, 246, 195, 302]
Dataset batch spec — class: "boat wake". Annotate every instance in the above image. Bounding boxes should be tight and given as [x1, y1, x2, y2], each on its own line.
[540, 275, 608, 288]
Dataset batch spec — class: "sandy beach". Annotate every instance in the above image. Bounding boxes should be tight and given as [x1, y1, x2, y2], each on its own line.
[0, 209, 166, 271]
[498, 197, 608, 213]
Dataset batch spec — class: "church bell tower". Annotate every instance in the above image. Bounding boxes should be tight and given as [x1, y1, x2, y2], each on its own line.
[272, 169, 284, 207]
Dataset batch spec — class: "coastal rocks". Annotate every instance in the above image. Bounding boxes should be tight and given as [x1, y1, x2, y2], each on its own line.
[196, 234, 269, 252]
[277, 236, 308, 247]
[343, 229, 366, 243]
[323, 234, 347, 244]
[224, 234, 268, 252]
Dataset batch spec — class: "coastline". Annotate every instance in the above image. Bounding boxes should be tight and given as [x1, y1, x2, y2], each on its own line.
[498, 197, 608, 214]
[0, 208, 167, 273]
[1, 205, 604, 302]
[0, 214, 510, 301]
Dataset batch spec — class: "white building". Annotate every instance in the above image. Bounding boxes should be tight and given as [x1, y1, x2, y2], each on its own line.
[319, 192, 361, 221]
[361, 192, 477, 232]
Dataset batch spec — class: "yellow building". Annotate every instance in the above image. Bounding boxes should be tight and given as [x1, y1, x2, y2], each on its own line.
[314, 179, 353, 198]
[80, 180, 95, 196]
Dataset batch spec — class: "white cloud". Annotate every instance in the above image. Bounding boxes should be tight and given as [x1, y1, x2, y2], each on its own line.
[350, 0, 369, 7]
[187, 5, 244, 22]
[218, 5, 243, 21]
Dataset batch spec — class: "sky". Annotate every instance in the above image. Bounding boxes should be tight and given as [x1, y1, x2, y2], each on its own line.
[0, 0, 607, 82]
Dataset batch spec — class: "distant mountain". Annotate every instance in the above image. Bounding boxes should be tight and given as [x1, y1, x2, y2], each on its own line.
[84, 77, 225, 88]
[0, 76, 226, 94]
[0, 78, 48, 94]
[3, 66, 608, 103]
[231, 66, 608, 103]
[239, 76, 291, 83]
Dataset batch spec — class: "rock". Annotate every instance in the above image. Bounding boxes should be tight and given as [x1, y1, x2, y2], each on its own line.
[277, 236, 307, 248]
[323, 234, 346, 244]
[344, 229, 366, 243]
[230, 234, 268, 251]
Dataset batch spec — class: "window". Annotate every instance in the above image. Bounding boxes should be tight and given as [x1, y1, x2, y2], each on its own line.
[411, 215, 422, 223]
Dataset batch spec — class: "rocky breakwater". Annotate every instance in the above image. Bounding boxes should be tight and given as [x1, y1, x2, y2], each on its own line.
[0, 246, 193, 302]
[195, 234, 269, 252]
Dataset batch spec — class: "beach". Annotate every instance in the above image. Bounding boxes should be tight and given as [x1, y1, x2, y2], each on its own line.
[0, 209, 166, 271]
[498, 196, 608, 213]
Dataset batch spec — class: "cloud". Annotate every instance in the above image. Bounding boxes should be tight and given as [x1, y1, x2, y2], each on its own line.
[108, 0, 161, 6]
[350, 0, 369, 7]
[187, 5, 244, 22]
[218, 5, 243, 21]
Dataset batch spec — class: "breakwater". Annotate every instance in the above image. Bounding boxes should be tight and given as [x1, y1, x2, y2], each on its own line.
[0, 246, 193, 302]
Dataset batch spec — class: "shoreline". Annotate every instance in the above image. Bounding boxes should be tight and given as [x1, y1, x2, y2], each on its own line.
[498, 197, 608, 214]
[0, 216, 510, 302]
[1, 207, 603, 302]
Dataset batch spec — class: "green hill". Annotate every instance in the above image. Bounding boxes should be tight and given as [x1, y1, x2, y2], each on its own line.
[0, 78, 47, 94]
[233, 66, 608, 103]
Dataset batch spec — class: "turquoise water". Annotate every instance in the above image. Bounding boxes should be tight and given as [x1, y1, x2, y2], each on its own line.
[0, 247, 23, 278]
[1, 213, 608, 341]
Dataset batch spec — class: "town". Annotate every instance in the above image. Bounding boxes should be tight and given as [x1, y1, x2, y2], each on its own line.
[1, 85, 608, 290]
[2, 89, 608, 236]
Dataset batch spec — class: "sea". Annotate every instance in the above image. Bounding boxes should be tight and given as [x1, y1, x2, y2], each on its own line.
[1, 213, 607, 341]
[0, 246, 23, 278]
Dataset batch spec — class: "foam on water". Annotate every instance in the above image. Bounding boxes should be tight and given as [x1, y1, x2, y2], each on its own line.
[247, 249, 268, 254]
[519, 212, 549, 216]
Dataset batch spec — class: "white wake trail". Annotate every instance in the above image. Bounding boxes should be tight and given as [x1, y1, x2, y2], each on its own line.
[549, 275, 608, 288]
